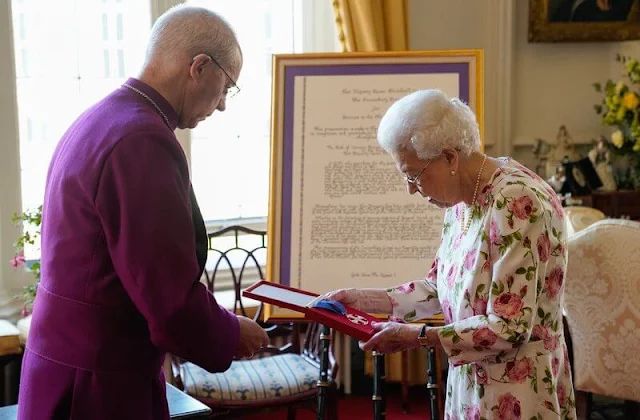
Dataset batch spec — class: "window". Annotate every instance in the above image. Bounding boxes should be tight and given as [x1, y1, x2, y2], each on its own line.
[184, 0, 339, 289]
[186, 0, 339, 225]
[10, 0, 151, 259]
[9, 0, 338, 263]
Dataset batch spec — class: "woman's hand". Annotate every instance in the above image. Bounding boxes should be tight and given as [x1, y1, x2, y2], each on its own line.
[308, 288, 393, 314]
[358, 322, 422, 353]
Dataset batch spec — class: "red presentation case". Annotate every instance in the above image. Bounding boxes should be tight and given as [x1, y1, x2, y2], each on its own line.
[242, 280, 379, 341]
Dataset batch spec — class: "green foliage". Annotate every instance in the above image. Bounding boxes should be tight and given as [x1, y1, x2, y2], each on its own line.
[10, 205, 42, 309]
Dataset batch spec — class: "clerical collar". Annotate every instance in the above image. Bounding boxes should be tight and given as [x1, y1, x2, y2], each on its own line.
[122, 78, 179, 131]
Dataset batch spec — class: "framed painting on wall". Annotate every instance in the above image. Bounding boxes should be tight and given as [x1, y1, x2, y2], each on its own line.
[265, 50, 483, 319]
[529, 0, 640, 42]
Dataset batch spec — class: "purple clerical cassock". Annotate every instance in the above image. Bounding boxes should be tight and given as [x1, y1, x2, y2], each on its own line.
[17, 78, 239, 419]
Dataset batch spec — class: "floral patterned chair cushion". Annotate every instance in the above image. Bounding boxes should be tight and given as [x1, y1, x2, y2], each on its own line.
[181, 353, 319, 406]
[564, 218, 640, 402]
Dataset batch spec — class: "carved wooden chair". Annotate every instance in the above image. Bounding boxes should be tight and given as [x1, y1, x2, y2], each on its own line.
[168, 225, 339, 419]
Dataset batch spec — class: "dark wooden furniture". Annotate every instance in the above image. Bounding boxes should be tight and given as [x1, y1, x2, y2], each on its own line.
[591, 190, 640, 220]
[202, 225, 270, 322]
[0, 353, 22, 407]
[0, 383, 211, 419]
[371, 352, 386, 420]
[0, 321, 25, 407]
[572, 190, 640, 220]
[169, 225, 338, 419]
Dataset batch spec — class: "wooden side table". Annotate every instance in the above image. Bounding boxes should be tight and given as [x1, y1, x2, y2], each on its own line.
[0, 321, 23, 407]
[566, 190, 640, 220]
[590, 190, 640, 220]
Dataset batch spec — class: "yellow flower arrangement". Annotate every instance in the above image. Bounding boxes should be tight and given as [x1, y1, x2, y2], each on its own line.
[594, 54, 640, 189]
[594, 54, 640, 154]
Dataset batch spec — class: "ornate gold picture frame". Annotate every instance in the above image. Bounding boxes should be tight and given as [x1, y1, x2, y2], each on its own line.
[529, 0, 640, 42]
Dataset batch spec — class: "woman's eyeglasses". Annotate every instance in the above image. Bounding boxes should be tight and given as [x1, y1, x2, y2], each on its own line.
[404, 160, 431, 185]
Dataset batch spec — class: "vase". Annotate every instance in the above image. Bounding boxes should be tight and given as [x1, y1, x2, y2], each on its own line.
[611, 153, 640, 190]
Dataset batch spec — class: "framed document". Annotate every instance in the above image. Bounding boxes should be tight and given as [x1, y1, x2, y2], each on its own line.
[266, 50, 483, 319]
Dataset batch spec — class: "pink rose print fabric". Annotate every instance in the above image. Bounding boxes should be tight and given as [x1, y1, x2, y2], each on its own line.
[386, 158, 575, 419]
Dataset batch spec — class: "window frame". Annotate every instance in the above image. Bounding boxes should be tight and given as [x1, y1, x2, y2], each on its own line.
[193, 0, 339, 290]
[0, 0, 339, 305]
[184, 0, 339, 231]
[1, 0, 27, 312]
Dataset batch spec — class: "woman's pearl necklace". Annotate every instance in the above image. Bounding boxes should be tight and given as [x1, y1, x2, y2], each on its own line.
[461, 154, 487, 235]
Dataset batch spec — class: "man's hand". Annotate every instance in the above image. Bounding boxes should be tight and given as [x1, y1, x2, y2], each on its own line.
[235, 316, 269, 359]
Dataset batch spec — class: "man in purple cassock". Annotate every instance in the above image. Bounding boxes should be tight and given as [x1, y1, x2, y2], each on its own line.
[17, 5, 269, 419]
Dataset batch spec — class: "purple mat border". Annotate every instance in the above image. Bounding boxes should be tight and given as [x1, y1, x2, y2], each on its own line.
[279, 62, 471, 286]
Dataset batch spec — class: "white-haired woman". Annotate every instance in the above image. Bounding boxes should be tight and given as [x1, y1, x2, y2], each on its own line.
[322, 90, 576, 419]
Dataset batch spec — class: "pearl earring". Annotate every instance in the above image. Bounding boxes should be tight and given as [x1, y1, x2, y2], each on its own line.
[450, 170, 456, 176]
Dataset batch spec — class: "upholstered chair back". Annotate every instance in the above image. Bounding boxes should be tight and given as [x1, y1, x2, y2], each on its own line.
[564, 219, 640, 402]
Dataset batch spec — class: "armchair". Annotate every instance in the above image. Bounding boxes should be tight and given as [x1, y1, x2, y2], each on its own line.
[564, 219, 640, 418]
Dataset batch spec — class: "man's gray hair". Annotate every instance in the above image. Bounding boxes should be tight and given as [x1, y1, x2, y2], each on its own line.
[146, 4, 240, 69]
[377, 89, 481, 160]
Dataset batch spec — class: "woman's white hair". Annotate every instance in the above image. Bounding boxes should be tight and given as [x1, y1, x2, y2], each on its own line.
[377, 89, 481, 160]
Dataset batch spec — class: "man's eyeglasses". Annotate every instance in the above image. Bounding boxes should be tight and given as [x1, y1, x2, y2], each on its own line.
[403, 160, 431, 185]
[195, 54, 241, 99]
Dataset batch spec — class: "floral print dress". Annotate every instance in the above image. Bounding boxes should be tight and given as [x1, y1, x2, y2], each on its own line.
[388, 158, 576, 420]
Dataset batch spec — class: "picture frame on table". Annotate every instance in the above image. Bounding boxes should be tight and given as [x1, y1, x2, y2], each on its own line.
[561, 157, 604, 196]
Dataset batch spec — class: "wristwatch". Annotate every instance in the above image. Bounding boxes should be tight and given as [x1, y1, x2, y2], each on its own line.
[417, 324, 431, 347]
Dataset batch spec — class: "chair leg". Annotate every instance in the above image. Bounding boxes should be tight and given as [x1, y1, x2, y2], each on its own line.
[327, 384, 339, 420]
[426, 346, 440, 420]
[575, 391, 591, 420]
[287, 406, 296, 420]
[401, 350, 409, 413]
[624, 400, 640, 419]
[372, 352, 386, 420]
[317, 325, 331, 420]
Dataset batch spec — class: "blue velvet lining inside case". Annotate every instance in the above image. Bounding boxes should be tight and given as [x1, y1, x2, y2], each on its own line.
[312, 300, 347, 315]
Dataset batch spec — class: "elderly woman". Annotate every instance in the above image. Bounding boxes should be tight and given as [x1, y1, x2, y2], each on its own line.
[323, 90, 576, 419]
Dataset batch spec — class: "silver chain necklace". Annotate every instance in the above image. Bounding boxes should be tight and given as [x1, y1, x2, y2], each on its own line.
[121, 83, 170, 128]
